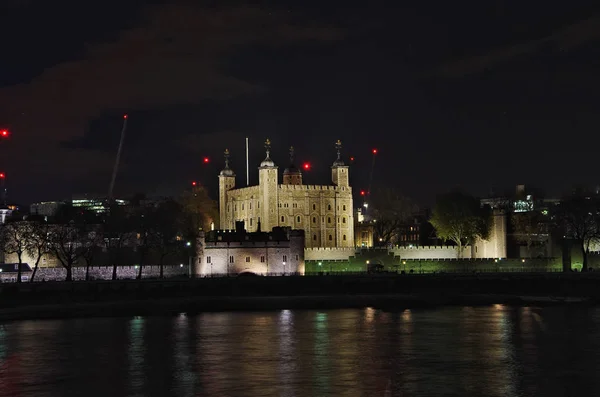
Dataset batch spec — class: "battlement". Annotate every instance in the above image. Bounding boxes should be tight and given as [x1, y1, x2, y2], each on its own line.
[390, 245, 468, 259]
[304, 247, 355, 261]
[228, 186, 259, 196]
[278, 184, 352, 192]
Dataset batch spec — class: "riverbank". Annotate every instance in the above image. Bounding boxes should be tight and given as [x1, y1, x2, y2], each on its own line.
[1, 273, 599, 321]
[0, 293, 595, 322]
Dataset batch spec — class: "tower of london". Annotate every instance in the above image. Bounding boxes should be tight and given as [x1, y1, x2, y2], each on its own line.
[218, 139, 354, 248]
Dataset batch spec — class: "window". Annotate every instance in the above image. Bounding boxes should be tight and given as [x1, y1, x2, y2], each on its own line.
[313, 234, 317, 241]
[283, 255, 287, 262]
[328, 204, 331, 210]
[295, 255, 299, 261]
[313, 204, 316, 210]
[249, 202, 252, 210]
[327, 217, 331, 223]
[245, 256, 250, 263]
[312, 217, 316, 223]
[258, 202, 260, 209]
[343, 205, 346, 211]
[229, 256, 234, 263]
[234, 204, 237, 211]
[328, 235, 333, 241]
[343, 235, 347, 241]
[297, 216, 301, 223]
[342, 217, 346, 224]
[281, 216, 285, 222]
[242, 203, 244, 210]
[250, 218, 253, 226]
[206, 256, 212, 263]
[260, 256, 265, 263]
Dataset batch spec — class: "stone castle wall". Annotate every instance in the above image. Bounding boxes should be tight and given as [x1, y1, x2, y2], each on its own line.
[391, 246, 468, 259]
[304, 247, 356, 261]
[0, 265, 188, 282]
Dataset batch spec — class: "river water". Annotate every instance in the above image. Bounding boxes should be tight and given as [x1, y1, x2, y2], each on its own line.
[0, 305, 598, 396]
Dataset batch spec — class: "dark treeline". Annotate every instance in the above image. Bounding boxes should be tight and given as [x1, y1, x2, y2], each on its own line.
[0, 185, 218, 282]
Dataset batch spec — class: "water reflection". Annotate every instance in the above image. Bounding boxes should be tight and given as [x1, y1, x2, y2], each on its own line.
[1, 307, 600, 396]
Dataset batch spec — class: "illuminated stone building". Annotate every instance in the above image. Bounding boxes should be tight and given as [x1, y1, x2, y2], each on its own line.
[218, 139, 354, 250]
[195, 221, 305, 275]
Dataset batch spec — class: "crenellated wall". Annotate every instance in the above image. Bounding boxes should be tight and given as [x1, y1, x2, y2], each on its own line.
[391, 245, 468, 259]
[304, 247, 356, 261]
[0, 265, 188, 282]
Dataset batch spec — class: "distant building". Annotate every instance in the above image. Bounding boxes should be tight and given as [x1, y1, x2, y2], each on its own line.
[72, 195, 128, 214]
[30, 201, 65, 217]
[0, 207, 12, 224]
[195, 221, 305, 276]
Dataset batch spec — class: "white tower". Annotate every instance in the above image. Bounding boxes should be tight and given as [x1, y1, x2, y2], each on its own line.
[218, 149, 235, 230]
[258, 139, 278, 231]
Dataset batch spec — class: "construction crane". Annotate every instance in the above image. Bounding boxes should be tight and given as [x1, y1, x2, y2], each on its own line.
[108, 114, 128, 201]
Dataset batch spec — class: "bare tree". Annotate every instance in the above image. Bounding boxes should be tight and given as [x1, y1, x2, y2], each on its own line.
[80, 225, 104, 281]
[368, 189, 418, 246]
[49, 223, 86, 281]
[555, 193, 600, 272]
[26, 220, 51, 282]
[103, 205, 134, 280]
[151, 200, 186, 278]
[0, 221, 31, 282]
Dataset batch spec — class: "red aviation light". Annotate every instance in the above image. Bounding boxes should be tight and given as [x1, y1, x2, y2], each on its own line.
[0, 173, 5, 179]
[360, 190, 365, 196]
[303, 163, 311, 170]
[203, 157, 210, 164]
[0, 130, 9, 138]
[372, 149, 377, 154]
[192, 181, 197, 186]
[123, 114, 128, 119]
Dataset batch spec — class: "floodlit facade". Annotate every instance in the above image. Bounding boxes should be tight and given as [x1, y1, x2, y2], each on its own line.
[218, 139, 354, 249]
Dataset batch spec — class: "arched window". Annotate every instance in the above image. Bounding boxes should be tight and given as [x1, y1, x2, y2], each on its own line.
[296, 216, 301, 223]
[281, 216, 285, 222]
[313, 235, 317, 241]
[327, 217, 331, 223]
[313, 204, 316, 210]
[342, 205, 346, 211]
[342, 217, 346, 224]
[343, 235, 347, 241]
[328, 235, 333, 241]
[328, 204, 331, 210]
[312, 217, 316, 223]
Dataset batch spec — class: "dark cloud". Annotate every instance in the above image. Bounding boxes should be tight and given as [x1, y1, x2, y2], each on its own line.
[0, 2, 343, 201]
[434, 14, 600, 78]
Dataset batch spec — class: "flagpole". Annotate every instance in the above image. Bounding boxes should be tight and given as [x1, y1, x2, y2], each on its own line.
[246, 137, 250, 186]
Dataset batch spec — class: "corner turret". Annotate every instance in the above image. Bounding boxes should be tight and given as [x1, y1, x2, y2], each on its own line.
[218, 149, 235, 229]
[331, 139, 349, 187]
[283, 146, 302, 185]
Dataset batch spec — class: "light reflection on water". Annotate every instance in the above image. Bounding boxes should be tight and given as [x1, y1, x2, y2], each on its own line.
[1, 306, 600, 396]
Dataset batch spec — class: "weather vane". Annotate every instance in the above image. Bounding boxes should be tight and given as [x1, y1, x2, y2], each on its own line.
[265, 138, 271, 158]
[224, 148, 230, 168]
[335, 139, 342, 160]
[289, 146, 295, 163]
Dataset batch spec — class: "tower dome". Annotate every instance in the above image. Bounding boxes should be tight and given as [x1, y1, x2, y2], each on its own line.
[283, 146, 302, 185]
[332, 139, 345, 167]
[219, 149, 235, 176]
[260, 138, 276, 168]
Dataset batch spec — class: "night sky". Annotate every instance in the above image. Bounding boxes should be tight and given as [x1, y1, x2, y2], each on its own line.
[1, 0, 599, 206]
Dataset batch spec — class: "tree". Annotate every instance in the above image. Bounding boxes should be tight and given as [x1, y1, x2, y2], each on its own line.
[0, 221, 31, 282]
[151, 200, 186, 278]
[102, 204, 135, 280]
[26, 218, 52, 282]
[555, 193, 600, 272]
[181, 184, 218, 234]
[368, 188, 418, 246]
[429, 191, 491, 258]
[511, 210, 549, 258]
[49, 222, 86, 281]
[80, 224, 104, 281]
[131, 205, 158, 279]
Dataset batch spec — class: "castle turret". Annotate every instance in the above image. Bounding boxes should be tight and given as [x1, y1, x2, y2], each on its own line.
[218, 149, 235, 229]
[258, 139, 278, 231]
[331, 139, 349, 187]
[283, 146, 302, 185]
